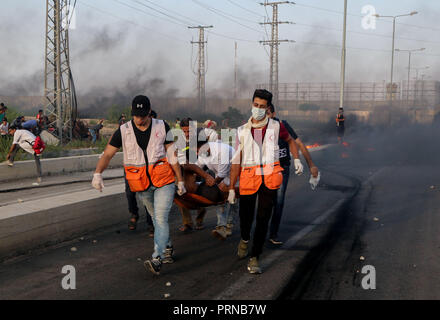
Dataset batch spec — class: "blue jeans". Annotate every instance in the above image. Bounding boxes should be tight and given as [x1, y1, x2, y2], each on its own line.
[269, 165, 290, 239]
[216, 201, 238, 227]
[138, 183, 176, 259]
[89, 129, 97, 143]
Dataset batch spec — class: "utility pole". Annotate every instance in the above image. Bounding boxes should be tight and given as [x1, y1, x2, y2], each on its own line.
[396, 48, 425, 106]
[259, 1, 294, 106]
[189, 25, 213, 114]
[339, 0, 347, 110]
[374, 11, 418, 105]
[45, 0, 77, 143]
[234, 42, 238, 100]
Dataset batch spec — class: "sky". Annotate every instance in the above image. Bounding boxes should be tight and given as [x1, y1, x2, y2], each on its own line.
[0, 0, 439, 100]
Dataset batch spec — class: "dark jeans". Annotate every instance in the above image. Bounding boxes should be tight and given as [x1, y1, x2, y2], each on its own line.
[239, 184, 277, 258]
[269, 165, 290, 239]
[10, 147, 42, 178]
[124, 172, 153, 226]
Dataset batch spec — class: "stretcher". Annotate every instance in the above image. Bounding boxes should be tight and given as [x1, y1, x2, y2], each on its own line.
[173, 187, 239, 210]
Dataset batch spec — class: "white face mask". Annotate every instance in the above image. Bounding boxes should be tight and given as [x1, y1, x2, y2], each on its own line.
[252, 106, 266, 121]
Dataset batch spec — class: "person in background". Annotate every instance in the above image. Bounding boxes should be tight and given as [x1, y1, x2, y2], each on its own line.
[21, 119, 40, 136]
[336, 107, 345, 144]
[12, 116, 24, 129]
[36, 110, 44, 122]
[0, 118, 9, 137]
[0, 104, 7, 123]
[150, 110, 158, 119]
[118, 114, 127, 127]
[177, 118, 207, 232]
[89, 119, 104, 144]
[203, 120, 219, 142]
[266, 103, 320, 245]
[175, 117, 181, 129]
[6, 125, 43, 184]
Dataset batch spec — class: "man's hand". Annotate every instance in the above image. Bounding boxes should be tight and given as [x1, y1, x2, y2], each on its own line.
[294, 159, 304, 175]
[92, 173, 104, 192]
[310, 166, 319, 178]
[177, 181, 187, 196]
[227, 189, 236, 204]
[218, 182, 229, 193]
[204, 174, 215, 187]
[309, 172, 321, 190]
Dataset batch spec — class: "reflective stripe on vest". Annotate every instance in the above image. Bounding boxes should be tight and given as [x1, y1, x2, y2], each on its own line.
[121, 119, 175, 192]
[237, 119, 283, 195]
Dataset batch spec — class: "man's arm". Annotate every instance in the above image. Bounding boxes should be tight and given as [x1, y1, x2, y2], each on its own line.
[296, 138, 319, 177]
[165, 143, 183, 183]
[6, 144, 17, 160]
[284, 134, 300, 160]
[95, 144, 119, 173]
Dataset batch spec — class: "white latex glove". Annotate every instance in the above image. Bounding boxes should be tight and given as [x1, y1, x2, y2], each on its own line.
[177, 181, 187, 196]
[92, 173, 104, 192]
[294, 159, 304, 175]
[309, 172, 321, 190]
[227, 189, 236, 204]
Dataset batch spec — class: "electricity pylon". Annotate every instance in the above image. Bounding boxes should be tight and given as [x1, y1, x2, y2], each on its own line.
[45, 0, 77, 143]
[189, 25, 213, 114]
[260, 1, 294, 106]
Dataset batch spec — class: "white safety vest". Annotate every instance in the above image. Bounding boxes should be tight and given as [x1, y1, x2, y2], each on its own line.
[237, 118, 280, 168]
[121, 119, 168, 166]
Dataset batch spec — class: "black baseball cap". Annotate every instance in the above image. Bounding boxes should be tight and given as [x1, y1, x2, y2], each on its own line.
[131, 95, 151, 117]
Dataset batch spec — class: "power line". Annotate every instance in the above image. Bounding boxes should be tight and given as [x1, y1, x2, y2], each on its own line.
[226, 0, 264, 18]
[141, 0, 206, 26]
[77, 1, 186, 43]
[191, 0, 263, 34]
[293, 1, 440, 32]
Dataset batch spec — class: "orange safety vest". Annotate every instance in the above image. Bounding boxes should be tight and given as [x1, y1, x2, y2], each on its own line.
[236, 119, 284, 195]
[121, 119, 175, 192]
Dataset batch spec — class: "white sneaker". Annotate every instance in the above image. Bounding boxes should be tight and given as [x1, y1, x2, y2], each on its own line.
[6, 160, 13, 167]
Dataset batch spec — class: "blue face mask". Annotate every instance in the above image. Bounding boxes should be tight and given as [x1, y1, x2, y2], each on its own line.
[252, 106, 266, 121]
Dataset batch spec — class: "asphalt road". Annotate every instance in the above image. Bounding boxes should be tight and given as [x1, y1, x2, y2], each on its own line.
[0, 147, 357, 300]
[2, 124, 439, 300]
[282, 126, 440, 300]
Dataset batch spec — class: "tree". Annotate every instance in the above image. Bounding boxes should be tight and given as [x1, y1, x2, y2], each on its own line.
[221, 106, 246, 128]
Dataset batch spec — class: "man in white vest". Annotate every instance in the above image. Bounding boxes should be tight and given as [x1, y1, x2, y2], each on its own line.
[92, 95, 186, 275]
[229, 89, 310, 274]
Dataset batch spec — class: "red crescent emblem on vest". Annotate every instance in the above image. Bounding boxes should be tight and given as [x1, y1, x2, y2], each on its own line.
[269, 134, 274, 141]
[155, 131, 160, 138]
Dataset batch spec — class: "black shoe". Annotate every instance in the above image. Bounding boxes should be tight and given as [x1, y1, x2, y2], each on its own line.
[144, 257, 162, 275]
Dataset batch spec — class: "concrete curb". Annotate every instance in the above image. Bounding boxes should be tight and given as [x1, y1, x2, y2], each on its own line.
[0, 152, 123, 182]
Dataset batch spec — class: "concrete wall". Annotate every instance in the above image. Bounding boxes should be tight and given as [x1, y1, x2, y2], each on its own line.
[0, 152, 123, 182]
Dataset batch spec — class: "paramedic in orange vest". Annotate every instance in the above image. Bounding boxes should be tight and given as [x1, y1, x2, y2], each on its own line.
[228, 89, 304, 274]
[92, 95, 186, 275]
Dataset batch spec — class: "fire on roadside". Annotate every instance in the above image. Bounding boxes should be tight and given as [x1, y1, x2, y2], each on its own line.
[306, 143, 322, 149]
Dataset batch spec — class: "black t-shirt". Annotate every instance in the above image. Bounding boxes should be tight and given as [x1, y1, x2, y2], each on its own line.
[109, 120, 173, 162]
[274, 118, 298, 167]
[337, 113, 345, 127]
